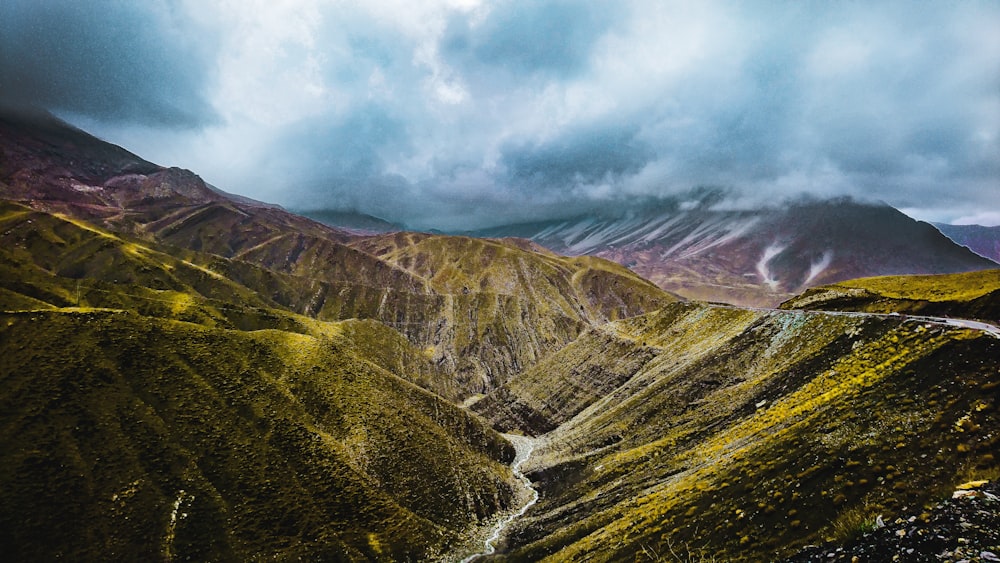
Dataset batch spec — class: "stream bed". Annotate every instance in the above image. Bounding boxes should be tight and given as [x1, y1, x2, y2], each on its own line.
[460, 434, 538, 562]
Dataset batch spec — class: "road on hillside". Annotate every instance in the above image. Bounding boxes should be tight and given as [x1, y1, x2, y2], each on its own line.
[705, 303, 1000, 339]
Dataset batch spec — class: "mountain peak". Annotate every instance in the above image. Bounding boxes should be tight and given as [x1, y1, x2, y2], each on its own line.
[474, 198, 997, 307]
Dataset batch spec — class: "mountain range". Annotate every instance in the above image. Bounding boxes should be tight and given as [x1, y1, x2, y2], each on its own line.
[474, 200, 997, 307]
[1, 109, 998, 561]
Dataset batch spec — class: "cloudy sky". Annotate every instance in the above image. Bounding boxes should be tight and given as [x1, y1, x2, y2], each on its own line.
[2, 0, 998, 229]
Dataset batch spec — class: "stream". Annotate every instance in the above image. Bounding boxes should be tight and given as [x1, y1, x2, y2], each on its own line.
[461, 434, 539, 562]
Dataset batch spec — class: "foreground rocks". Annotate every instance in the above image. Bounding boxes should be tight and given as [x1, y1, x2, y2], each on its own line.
[786, 481, 1000, 562]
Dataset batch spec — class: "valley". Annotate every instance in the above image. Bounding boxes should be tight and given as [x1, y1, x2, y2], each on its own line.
[1, 110, 998, 561]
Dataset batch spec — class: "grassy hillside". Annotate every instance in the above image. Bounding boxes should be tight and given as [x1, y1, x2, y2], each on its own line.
[476, 302, 999, 561]
[781, 269, 1000, 324]
[2, 112, 677, 397]
[0, 309, 518, 560]
[0, 200, 526, 559]
[0, 199, 675, 398]
[351, 232, 675, 391]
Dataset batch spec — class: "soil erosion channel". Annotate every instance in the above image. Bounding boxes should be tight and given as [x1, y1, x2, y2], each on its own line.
[462, 434, 538, 562]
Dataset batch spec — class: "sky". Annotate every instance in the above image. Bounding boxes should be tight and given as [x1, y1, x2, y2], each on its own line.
[1, 0, 998, 229]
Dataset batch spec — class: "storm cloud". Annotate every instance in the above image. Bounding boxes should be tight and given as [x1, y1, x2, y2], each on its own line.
[1, 0, 997, 228]
[0, 0, 217, 127]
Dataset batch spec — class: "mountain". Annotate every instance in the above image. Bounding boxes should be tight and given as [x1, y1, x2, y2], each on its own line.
[0, 199, 531, 560]
[476, 199, 998, 307]
[0, 109, 676, 393]
[934, 223, 1000, 263]
[2, 110, 998, 561]
[300, 208, 403, 234]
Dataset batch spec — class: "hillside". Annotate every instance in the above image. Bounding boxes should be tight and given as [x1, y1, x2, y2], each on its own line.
[0, 307, 523, 561]
[0, 112, 675, 559]
[781, 270, 1000, 325]
[349, 232, 671, 390]
[0, 194, 532, 559]
[473, 302, 999, 561]
[476, 199, 997, 307]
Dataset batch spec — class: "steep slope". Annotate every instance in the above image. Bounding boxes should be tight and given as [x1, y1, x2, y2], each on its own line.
[935, 223, 1000, 262]
[782, 270, 1000, 325]
[349, 232, 674, 390]
[0, 308, 518, 561]
[477, 199, 997, 307]
[0, 198, 518, 559]
[473, 302, 998, 561]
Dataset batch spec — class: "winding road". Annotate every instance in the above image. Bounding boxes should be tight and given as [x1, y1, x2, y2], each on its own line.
[461, 434, 539, 563]
[792, 309, 1000, 339]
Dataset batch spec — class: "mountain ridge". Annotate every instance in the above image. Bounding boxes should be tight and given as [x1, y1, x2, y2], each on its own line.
[0, 109, 676, 394]
[474, 200, 997, 307]
[934, 222, 1000, 263]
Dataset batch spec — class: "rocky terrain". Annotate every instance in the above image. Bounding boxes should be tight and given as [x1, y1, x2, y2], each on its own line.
[785, 480, 999, 563]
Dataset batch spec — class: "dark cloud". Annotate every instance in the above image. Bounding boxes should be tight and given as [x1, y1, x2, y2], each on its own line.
[0, 0, 216, 127]
[442, 0, 620, 77]
[263, 103, 415, 211]
[501, 123, 654, 188]
[5, 1, 997, 227]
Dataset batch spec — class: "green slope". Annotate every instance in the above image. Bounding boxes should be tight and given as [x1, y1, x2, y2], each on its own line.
[477, 302, 999, 561]
[0, 200, 527, 559]
[0, 308, 518, 561]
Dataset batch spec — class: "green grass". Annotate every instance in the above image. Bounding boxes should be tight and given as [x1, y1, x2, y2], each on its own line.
[0, 309, 517, 560]
[781, 269, 1000, 323]
[487, 303, 999, 562]
[826, 270, 1000, 302]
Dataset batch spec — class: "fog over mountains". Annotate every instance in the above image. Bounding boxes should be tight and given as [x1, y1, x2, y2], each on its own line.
[474, 197, 997, 306]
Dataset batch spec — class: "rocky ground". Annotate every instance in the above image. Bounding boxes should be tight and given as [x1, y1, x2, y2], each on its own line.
[785, 480, 1000, 562]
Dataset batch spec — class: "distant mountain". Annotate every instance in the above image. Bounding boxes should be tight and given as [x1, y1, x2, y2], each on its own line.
[476, 199, 998, 306]
[299, 208, 402, 234]
[934, 223, 1000, 262]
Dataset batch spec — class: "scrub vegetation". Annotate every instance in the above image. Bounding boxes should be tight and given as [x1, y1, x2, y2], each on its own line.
[478, 303, 998, 561]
